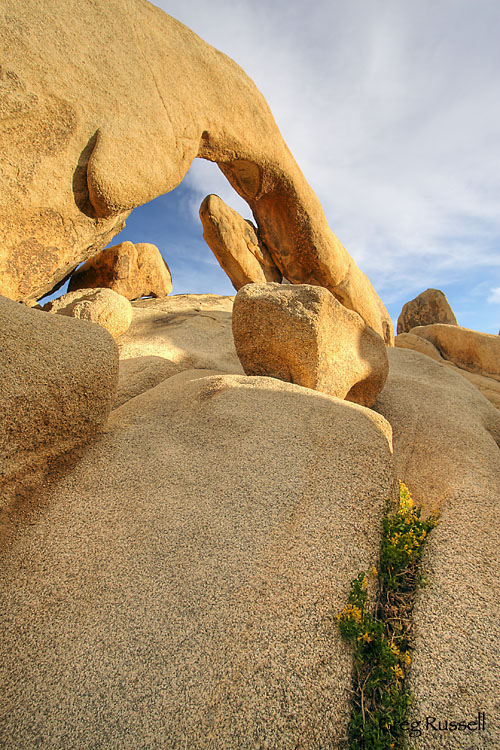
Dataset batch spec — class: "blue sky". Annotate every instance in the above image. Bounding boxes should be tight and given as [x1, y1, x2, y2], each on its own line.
[63, 0, 500, 334]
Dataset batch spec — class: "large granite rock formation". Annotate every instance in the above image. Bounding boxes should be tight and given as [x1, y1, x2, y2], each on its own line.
[375, 349, 500, 748]
[68, 241, 172, 299]
[0, 0, 393, 342]
[0, 295, 118, 509]
[397, 288, 458, 334]
[0, 370, 394, 748]
[43, 287, 133, 338]
[199, 194, 282, 289]
[233, 283, 388, 407]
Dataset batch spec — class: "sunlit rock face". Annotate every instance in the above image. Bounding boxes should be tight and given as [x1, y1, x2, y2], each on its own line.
[0, 0, 393, 341]
[397, 288, 458, 334]
[233, 283, 389, 407]
[68, 241, 172, 300]
[200, 194, 282, 290]
[43, 287, 133, 338]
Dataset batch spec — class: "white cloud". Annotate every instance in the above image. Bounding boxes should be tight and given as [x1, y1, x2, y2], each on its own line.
[488, 287, 500, 304]
[151, 0, 500, 329]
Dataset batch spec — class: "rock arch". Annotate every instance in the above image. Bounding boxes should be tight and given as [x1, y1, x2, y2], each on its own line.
[0, 0, 393, 342]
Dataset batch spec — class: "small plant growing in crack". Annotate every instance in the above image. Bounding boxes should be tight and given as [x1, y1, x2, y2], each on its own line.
[336, 481, 438, 749]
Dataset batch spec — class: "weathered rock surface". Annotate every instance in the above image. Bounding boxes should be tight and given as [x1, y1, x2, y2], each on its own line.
[375, 349, 500, 748]
[199, 194, 282, 290]
[0, 295, 118, 509]
[394, 332, 444, 362]
[0, 0, 393, 343]
[118, 294, 243, 375]
[68, 241, 172, 299]
[0, 370, 394, 748]
[443, 362, 500, 411]
[43, 287, 132, 338]
[233, 283, 388, 407]
[410, 323, 500, 379]
[397, 288, 457, 334]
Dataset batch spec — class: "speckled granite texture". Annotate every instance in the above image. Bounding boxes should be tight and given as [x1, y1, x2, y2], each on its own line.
[0, 371, 394, 748]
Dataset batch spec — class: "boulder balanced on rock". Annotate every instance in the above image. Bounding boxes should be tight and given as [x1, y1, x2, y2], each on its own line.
[68, 241, 172, 300]
[397, 288, 457, 334]
[43, 288, 133, 338]
[232, 283, 388, 407]
[199, 194, 282, 290]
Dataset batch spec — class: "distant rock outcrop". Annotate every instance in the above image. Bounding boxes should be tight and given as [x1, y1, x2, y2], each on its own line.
[43, 288, 133, 338]
[0, 295, 118, 509]
[232, 283, 388, 407]
[0, 0, 393, 343]
[68, 241, 172, 300]
[397, 288, 457, 334]
[199, 194, 282, 290]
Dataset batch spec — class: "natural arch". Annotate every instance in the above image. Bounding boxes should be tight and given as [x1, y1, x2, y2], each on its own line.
[0, 0, 393, 342]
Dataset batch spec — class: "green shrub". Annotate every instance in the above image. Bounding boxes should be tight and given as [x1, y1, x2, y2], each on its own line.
[336, 482, 438, 749]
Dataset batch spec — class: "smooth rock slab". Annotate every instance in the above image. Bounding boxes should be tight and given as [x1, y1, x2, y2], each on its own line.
[114, 355, 185, 409]
[394, 332, 444, 362]
[118, 294, 243, 375]
[44, 287, 133, 338]
[233, 283, 388, 407]
[375, 349, 500, 749]
[68, 241, 172, 300]
[397, 288, 457, 334]
[200, 194, 282, 290]
[0, 371, 394, 749]
[0, 295, 118, 509]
